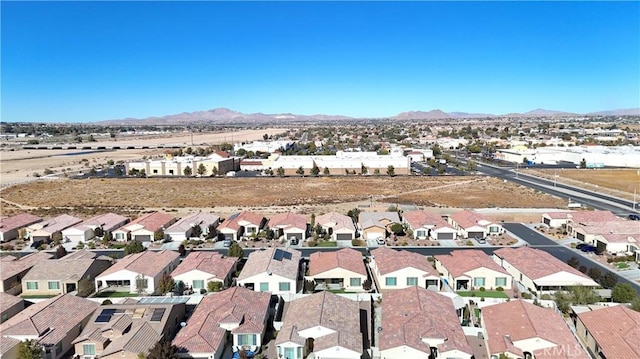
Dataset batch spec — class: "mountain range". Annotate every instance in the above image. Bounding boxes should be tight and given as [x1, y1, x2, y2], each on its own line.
[98, 107, 640, 125]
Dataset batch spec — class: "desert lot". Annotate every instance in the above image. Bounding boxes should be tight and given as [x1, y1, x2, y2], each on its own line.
[522, 168, 639, 200]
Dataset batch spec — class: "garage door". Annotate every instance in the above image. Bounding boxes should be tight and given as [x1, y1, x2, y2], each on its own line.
[543, 218, 550, 225]
[366, 232, 382, 240]
[576, 233, 585, 241]
[437, 232, 455, 240]
[336, 233, 352, 241]
[287, 233, 301, 240]
[468, 231, 484, 239]
[64, 234, 85, 243]
[135, 235, 152, 242]
[223, 233, 234, 240]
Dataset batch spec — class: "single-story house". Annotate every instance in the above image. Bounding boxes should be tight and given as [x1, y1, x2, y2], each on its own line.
[0, 294, 99, 359]
[22, 250, 113, 296]
[0, 213, 42, 242]
[217, 211, 266, 241]
[267, 212, 308, 241]
[315, 212, 356, 241]
[112, 212, 176, 242]
[237, 248, 302, 296]
[482, 300, 589, 359]
[307, 248, 368, 292]
[494, 246, 598, 293]
[447, 210, 504, 239]
[569, 219, 639, 252]
[540, 211, 574, 228]
[0, 252, 54, 295]
[0, 292, 24, 323]
[435, 250, 512, 291]
[72, 302, 185, 359]
[165, 212, 221, 242]
[359, 212, 401, 241]
[61, 213, 129, 244]
[173, 286, 271, 359]
[380, 286, 473, 359]
[370, 247, 440, 290]
[564, 210, 619, 240]
[402, 210, 457, 240]
[575, 305, 640, 359]
[26, 214, 83, 244]
[95, 250, 180, 294]
[171, 251, 238, 291]
[276, 291, 364, 359]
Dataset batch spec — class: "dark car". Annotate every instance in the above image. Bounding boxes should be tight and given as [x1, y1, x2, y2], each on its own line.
[628, 214, 640, 221]
[580, 245, 597, 253]
[575, 243, 587, 250]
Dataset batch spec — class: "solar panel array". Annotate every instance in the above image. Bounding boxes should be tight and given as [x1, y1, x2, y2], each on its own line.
[273, 248, 292, 261]
[95, 308, 117, 323]
[150, 308, 166, 322]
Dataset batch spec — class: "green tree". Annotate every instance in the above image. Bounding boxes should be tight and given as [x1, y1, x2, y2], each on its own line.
[197, 163, 207, 176]
[310, 164, 320, 176]
[263, 133, 269, 140]
[157, 274, 175, 294]
[347, 208, 361, 225]
[630, 296, 640, 312]
[277, 167, 285, 177]
[154, 230, 165, 242]
[77, 278, 95, 297]
[587, 267, 602, 282]
[135, 274, 148, 295]
[211, 166, 218, 176]
[432, 144, 442, 157]
[296, 166, 305, 176]
[207, 281, 222, 292]
[361, 165, 368, 175]
[323, 167, 330, 175]
[611, 283, 636, 303]
[466, 160, 477, 172]
[554, 286, 601, 314]
[124, 240, 145, 255]
[183, 166, 192, 176]
[55, 245, 67, 259]
[17, 339, 43, 359]
[390, 223, 404, 235]
[580, 158, 587, 169]
[567, 256, 580, 269]
[147, 338, 179, 359]
[600, 272, 618, 288]
[228, 241, 244, 258]
[374, 168, 380, 175]
[386, 165, 395, 176]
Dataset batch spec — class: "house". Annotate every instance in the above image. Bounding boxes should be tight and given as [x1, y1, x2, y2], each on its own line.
[447, 210, 504, 239]
[575, 305, 640, 359]
[434, 250, 512, 291]
[0, 252, 54, 295]
[237, 248, 301, 296]
[0, 294, 99, 359]
[217, 211, 266, 241]
[268, 212, 308, 241]
[540, 211, 575, 228]
[21, 250, 113, 296]
[569, 219, 639, 253]
[171, 251, 238, 292]
[563, 210, 619, 240]
[26, 214, 83, 244]
[358, 211, 401, 241]
[112, 212, 176, 242]
[0, 213, 42, 242]
[402, 210, 457, 240]
[307, 248, 368, 292]
[482, 300, 589, 359]
[493, 247, 598, 293]
[165, 212, 220, 242]
[72, 302, 186, 359]
[173, 286, 271, 359]
[380, 286, 473, 359]
[275, 291, 364, 359]
[0, 292, 24, 323]
[315, 212, 356, 241]
[370, 247, 440, 290]
[95, 250, 180, 294]
[61, 213, 129, 244]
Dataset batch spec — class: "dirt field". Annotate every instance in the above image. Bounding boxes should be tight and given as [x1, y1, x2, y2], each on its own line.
[0, 176, 566, 219]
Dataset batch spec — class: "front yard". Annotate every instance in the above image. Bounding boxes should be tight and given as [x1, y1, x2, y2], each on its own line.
[457, 290, 509, 299]
[94, 291, 139, 298]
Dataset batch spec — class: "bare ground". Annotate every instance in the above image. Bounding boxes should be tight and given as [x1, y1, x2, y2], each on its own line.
[522, 168, 639, 200]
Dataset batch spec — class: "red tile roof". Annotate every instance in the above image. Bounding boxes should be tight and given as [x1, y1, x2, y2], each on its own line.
[0, 213, 42, 233]
[267, 212, 307, 231]
[98, 250, 179, 277]
[402, 210, 452, 230]
[448, 210, 493, 229]
[435, 250, 510, 278]
[577, 305, 640, 359]
[316, 212, 355, 231]
[568, 210, 619, 224]
[218, 211, 265, 231]
[494, 247, 594, 282]
[171, 251, 237, 279]
[116, 212, 175, 233]
[371, 247, 438, 277]
[309, 248, 367, 277]
[28, 214, 83, 234]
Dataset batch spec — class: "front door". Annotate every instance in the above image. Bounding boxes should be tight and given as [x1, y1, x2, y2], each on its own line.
[65, 283, 76, 293]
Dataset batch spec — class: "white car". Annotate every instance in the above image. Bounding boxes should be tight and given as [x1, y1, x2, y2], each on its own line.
[376, 237, 386, 245]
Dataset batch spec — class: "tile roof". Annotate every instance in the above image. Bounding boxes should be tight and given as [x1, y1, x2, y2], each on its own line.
[448, 210, 493, 229]
[567, 210, 619, 224]
[98, 250, 179, 277]
[0, 294, 99, 346]
[402, 210, 452, 230]
[483, 300, 589, 359]
[173, 287, 270, 354]
[0, 213, 42, 233]
[380, 286, 472, 355]
[577, 305, 640, 359]
[316, 212, 355, 231]
[0, 292, 23, 312]
[574, 219, 640, 236]
[371, 247, 438, 277]
[116, 212, 175, 233]
[27, 214, 83, 234]
[275, 291, 362, 353]
[238, 247, 301, 281]
[435, 250, 510, 278]
[218, 211, 265, 231]
[494, 247, 595, 282]
[0, 336, 21, 356]
[165, 212, 220, 233]
[67, 212, 130, 233]
[309, 248, 367, 277]
[268, 212, 308, 231]
[23, 253, 112, 282]
[543, 211, 575, 219]
[171, 251, 237, 279]
[0, 252, 54, 281]
[358, 212, 401, 229]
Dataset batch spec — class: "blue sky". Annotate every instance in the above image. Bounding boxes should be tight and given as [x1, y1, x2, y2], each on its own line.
[2, 1, 639, 123]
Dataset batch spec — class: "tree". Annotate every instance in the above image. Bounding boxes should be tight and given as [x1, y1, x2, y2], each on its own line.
[147, 338, 179, 359]
[554, 286, 601, 314]
[361, 165, 368, 175]
[197, 163, 207, 176]
[587, 267, 602, 282]
[323, 167, 330, 175]
[135, 274, 148, 295]
[154, 230, 165, 242]
[347, 208, 361, 225]
[600, 272, 618, 288]
[567, 256, 580, 269]
[578, 265, 587, 273]
[124, 240, 145, 255]
[296, 166, 305, 176]
[178, 244, 187, 257]
[77, 278, 95, 297]
[157, 274, 175, 294]
[191, 225, 202, 238]
[228, 241, 244, 258]
[310, 164, 320, 176]
[611, 283, 636, 303]
[211, 166, 218, 176]
[55, 245, 67, 259]
[263, 133, 269, 140]
[277, 167, 285, 177]
[183, 166, 192, 176]
[386, 165, 395, 176]
[631, 296, 640, 312]
[390, 223, 404, 235]
[466, 160, 477, 172]
[17, 339, 43, 359]
[580, 158, 587, 169]
[374, 168, 380, 175]
[207, 281, 222, 292]
[102, 232, 112, 246]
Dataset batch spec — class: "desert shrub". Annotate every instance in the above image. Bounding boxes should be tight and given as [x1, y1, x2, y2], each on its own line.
[496, 286, 504, 291]
[479, 287, 486, 292]
[521, 293, 533, 299]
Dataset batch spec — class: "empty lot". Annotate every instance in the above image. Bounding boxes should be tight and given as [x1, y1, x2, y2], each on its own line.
[522, 168, 639, 200]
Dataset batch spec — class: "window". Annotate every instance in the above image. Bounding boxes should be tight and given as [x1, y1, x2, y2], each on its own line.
[153, 169, 158, 174]
[248, 227, 256, 234]
[26, 281, 38, 290]
[416, 230, 426, 238]
[237, 334, 257, 346]
[169, 170, 174, 175]
[284, 348, 294, 359]
[406, 277, 418, 286]
[385, 277, 397, 286]
[1, 313, 8, 322]
[297, 347, 303, 359]
[279, 282, 290, 291]
[83, 344, 96, 355]
[55, 342, 62, 354]
[489, 226, 499, 233]
[350, 278, 361, 287]
[519, 273, 523, 281]
[48, 281, 60, 290]
[259, 282, 269, 292]
[193, 280, 204, 289]
[495, 277, 507, 287]
[115, 232, 124, 240]
[474, 277, 485, 287]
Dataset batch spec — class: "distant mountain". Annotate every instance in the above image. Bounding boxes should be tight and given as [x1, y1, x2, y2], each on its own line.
[586, 108, 640, 116]
[392, 110, 451, 120]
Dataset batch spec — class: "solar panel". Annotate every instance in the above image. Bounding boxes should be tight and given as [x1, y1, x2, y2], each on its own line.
[273, 249, 292, 261]
[100, 309, 117, 316]
[150, 308, 165, 322]
[95, 315, 111, 323]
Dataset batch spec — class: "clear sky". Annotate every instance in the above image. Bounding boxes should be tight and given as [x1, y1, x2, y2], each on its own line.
[2, 1, 639, 123]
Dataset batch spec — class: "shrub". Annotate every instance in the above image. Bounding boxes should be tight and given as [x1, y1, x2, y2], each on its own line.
[521, 293, 533, 299]
[307, 240, 318, 247]
[479, 287, 486, 292]
[351, 239, 366, 247]
[102, 299, 113, 305]
[496, 286, 504, 292]
[540, 294, 552, 300]
[570, 243, 577, 248]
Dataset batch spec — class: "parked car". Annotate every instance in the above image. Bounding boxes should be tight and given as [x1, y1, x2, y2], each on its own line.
[474, 236, 486, 244]
[290, 236, 299, 245]
[223, 239, 233, 247]
[580, 245, 597, 253]
[575, 243, 587, 250]
[628, 214, 640, 221]
[376, 237, 386, 245]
